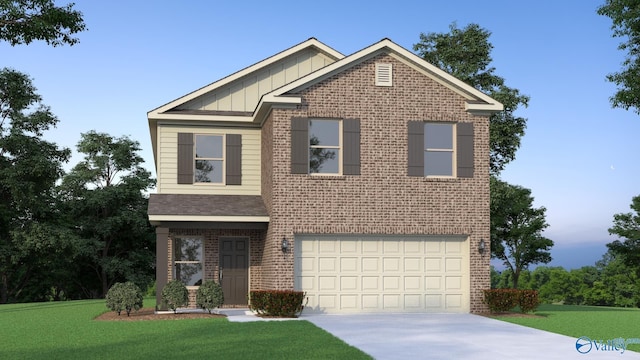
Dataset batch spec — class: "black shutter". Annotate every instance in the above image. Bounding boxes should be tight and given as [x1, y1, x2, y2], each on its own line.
[343, 118, 361, 175]
[291, 117, 309, 174]
[457, 122, 474, 178]
[407, 121, 424, 176]
[226, 134, 242, 185]
[177, 133, 194, 184]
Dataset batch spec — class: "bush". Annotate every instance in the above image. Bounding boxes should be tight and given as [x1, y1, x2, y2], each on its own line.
[483, 289, 519, 313]
[249, 290, 306, 317]
[518, 289, 540, 313]
[196, 280, 224, 314]
[105, 282, 144, 316]
[483, 289, 541, 313]
[161, 280, 189, 313]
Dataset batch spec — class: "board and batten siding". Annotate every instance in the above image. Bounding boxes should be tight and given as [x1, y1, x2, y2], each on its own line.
[176, 49, 335, 113]
[157, 125, 261, 195]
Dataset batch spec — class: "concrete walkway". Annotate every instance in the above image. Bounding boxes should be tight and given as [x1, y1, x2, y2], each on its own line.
[220, 309, 640, 359]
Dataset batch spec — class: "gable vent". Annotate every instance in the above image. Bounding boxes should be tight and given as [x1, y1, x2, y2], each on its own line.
[375, 63, 392, 86]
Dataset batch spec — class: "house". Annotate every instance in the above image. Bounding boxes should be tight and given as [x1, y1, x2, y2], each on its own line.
[147, 38, 502, 314]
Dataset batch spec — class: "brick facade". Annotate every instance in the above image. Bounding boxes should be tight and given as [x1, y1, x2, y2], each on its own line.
[259, 53, 491, 313]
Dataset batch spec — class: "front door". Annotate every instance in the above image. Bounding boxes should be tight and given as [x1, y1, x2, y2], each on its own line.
[220, 237, 249, 306]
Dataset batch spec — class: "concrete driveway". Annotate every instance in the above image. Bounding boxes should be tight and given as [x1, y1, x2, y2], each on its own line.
[302, 313, 640, 360]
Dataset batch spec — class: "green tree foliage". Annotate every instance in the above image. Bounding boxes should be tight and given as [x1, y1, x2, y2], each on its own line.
[60, 131, 156, 298]
[414, 23, 529, 174]
[0, 68, 71, 303]
[598, 0, 640, 113]
[607, 194, 640, 277]
[490, 177, 554, 289]
[0, 0, 86, 46]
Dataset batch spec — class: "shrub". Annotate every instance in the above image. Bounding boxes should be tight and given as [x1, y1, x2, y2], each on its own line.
[483, 289, 519, 313]
[105, 282, 144, 316]
[518, 289, 540, 313]
[249, 290, 306, 317]
[161, 280, 189, 313]
[196, 280, 224, 314]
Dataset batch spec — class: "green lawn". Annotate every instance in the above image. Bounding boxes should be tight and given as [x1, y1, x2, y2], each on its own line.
[0, 299, 371, 360]
[493, 304, 640, 352]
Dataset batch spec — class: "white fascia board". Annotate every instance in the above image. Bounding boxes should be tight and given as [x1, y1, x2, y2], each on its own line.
[149, 215, 270, 223]
[148, 38, 344, 116]
[266, 38, 503, 114]
[148, 113, 255, 123]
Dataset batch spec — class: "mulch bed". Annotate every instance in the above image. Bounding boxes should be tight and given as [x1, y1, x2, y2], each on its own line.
[95, 308, 226, 321]
[480, 312, 544, 318]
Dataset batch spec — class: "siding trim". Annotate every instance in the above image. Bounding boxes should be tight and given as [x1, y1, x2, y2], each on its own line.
[343, 118, 361, 175]
[226, 134, 242, 185]
[177, 133, 194, 184]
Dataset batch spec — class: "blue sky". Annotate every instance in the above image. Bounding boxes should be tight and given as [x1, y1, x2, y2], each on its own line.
[2, 0, 639, 270]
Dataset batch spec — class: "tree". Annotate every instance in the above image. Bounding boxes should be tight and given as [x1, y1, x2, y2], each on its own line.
[60, 131, 156, 297]
[490, 177, 554, 288]
[0, 68, 71, 303]
[598, 0, 640, 113]
[0, 0, 86, 46]
[414, 23, 529, 174]
[607, 194, 640, 277]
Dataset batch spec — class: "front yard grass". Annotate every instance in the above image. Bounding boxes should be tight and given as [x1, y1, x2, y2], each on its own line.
[0, 299, 371, 360]
[492, 304, 640, 352]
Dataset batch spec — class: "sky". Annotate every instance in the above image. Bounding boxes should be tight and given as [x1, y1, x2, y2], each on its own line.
[2, 0, 639, 270]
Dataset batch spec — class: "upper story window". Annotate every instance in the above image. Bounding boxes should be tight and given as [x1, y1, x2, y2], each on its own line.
[291, 117, 360, 176]
[195, 134, 224, 183]
[309, 119, 341, 174]
[408, 121, 474, 178]
[173, 237, 203, 287]
[177, 133, 242, 185]
[424, 123, 454, 177]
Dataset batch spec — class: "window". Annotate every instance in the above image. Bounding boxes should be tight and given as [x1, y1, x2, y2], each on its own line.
[407, 121, 474, 178]
[291, 118, 360, 175]
[424, 123, 454, 177]
[177, 133, 242, 185]
[173, 237, 203, 287]
[195, 134, 224, 183]
[309, 119, 341, 174]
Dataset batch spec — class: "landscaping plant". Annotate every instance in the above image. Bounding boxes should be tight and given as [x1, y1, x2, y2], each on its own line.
[250, 290, 306, 317]
[196, 280, 224, 314]
[105, 282, 144, 316]
[161, 280, 189, 313]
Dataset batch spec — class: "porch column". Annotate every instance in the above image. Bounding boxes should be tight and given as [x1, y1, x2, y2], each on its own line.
[155, 226, 169, 311]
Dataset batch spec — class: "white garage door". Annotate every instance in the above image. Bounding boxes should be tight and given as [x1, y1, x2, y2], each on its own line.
[295, 235, 469, 313]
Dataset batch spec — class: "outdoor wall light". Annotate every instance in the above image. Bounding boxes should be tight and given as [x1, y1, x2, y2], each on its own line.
[281, 237, 290, 254]
[478, 239, 486, 256]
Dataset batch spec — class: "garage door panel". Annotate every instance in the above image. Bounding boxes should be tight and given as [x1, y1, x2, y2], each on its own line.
[340, 257, 358, 272]
[340, 276, 358, 291]
[404, 257, 421, 272]
[295, 235, 468, 313]
[319, 258, 337, 272]
[383, 257, 401, 271]
[362, 276, 379, 290]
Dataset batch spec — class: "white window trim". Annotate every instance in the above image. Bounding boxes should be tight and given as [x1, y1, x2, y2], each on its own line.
[309, 119, 343, 176]
[194, 133, 225, 185]
[425, 122, 457, 178]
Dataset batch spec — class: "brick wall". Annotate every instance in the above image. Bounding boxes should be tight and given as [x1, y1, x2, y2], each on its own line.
[260, 52, 491, 313]
[166, 228, 266, 308]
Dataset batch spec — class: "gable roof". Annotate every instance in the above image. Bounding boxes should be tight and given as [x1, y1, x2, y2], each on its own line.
[148, 37, 344, 121]
[255, 38, 503, 122]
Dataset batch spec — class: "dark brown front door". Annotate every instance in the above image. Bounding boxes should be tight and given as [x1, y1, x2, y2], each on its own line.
[220, 237, 249, 306]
